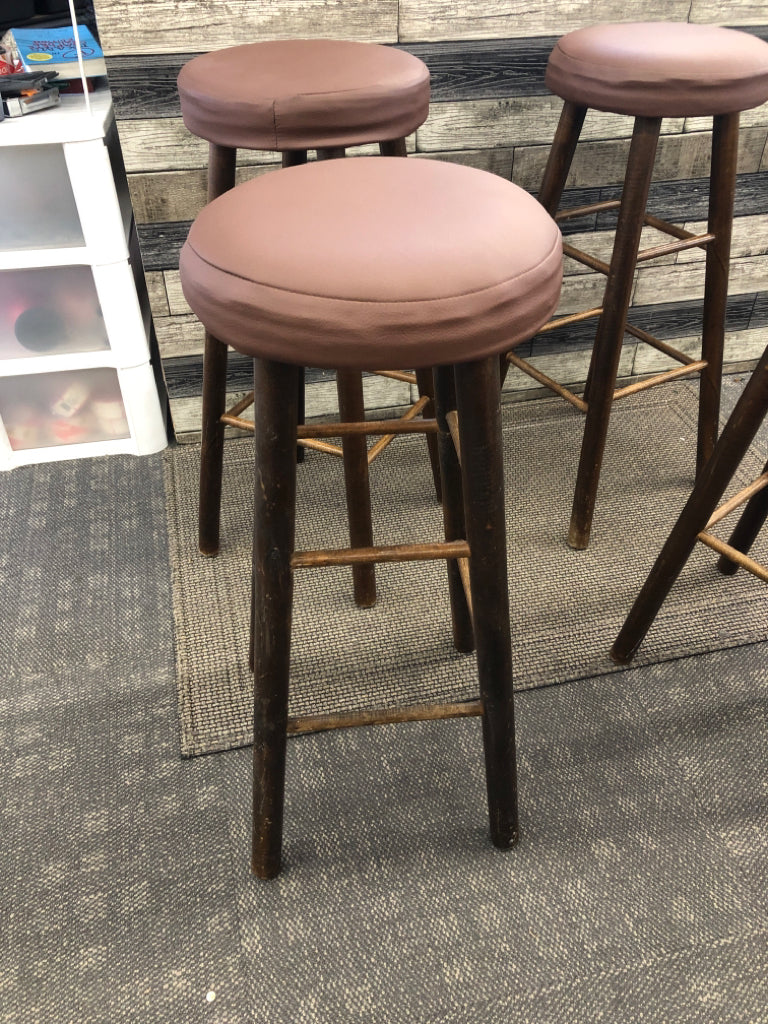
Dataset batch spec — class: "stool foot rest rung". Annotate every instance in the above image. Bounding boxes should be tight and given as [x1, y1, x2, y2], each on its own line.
[696, 531, 768, 582]
[704, 471, 768, 529]
[287, 699, 483, 736]
[367, 394, 431, 465]
[291, 539, 471, 569]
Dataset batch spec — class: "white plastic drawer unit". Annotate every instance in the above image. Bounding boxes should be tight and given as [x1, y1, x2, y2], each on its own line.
[0, 144, 85, 251]
[0, 263, 147, 368]
[0, 366, 129, 451]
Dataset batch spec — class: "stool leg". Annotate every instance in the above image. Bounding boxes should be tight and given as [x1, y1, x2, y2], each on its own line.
[611, 345, 768, 664]
[538, 101, 587, 216]
[198, 143, 237, 555]
[717, 454, 768, 575]
[282, 151, 309, 464]
[336, 370, 377, 607]
[568, 116, 662, 550]
[454, 356, 518, 849]
[251, 357, 300, 879]
[433, 366, 474, 653]
[698, 112, 740, 473]
[415, 367, 443, 502]
[379, 137, 443, 501]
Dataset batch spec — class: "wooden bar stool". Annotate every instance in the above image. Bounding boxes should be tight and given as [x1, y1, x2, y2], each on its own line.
[178, 39, 439, 608]
[179, 156, 563, 878]
[504, 23, 768, 549]
[611, 344, 768, 665]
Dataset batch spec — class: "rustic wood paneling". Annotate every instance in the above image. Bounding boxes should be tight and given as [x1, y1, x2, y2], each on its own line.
[144, 271, 169, 317]
[511, 127, 768, 192]
[96, 0, 398, 56]
[634, 254, 768, 306]
[399, 0, 692, 43]
[690, 2, 768, 24]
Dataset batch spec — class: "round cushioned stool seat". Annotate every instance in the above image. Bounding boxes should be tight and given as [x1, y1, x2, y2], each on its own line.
[179, 157, 563, 370]
[546, 22, 768, 118]
[178, 40, 430, 151]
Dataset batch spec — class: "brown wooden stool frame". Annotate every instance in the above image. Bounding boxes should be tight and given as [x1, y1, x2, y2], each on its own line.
[250, 354, 518, 879]
[504, 102, 740, 550]
[611, 343, 768, 665]
[199, 138, 441, 613]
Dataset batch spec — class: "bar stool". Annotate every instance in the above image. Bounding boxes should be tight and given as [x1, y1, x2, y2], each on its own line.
[611, 344, 768, 664]
[504, 23, 768, 549]
[179, 156, 563, 878]
[178, 39, 438, 608]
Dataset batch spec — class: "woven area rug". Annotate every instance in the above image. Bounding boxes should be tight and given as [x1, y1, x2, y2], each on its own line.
[164, 382, 768, 757]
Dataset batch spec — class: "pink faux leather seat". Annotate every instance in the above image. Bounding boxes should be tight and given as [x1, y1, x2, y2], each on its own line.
[178, 39, 430, 151]
[179, 155, 562, 878]
[505, 22, 768, 550]
[546, 23, 768, 117]
[180, 157, 562, 369]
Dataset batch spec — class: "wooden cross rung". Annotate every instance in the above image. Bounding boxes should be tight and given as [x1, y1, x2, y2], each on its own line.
[225, 391, 255, 418]
[506, 352, 588, 413]
[623, 323, 702, 366]
[562, 242, 609, 275]
[536, 307, 603, 334]
[642, 212, 703, 243]
[291, 539, 471, 569]
[555, 199, 621, 221]
[636, 232, 715, 263]
[696, 532, 768, 583]
[286, 699, 483, 735]
[704, 472, 768, 530]
[297, 418, 438, 439]
[612, 361, 706, 401]
[367, 395, 431, 465]
[297, 437, 344, 457]
[370, 369, 418, 385]
[446, 409, 462, 463]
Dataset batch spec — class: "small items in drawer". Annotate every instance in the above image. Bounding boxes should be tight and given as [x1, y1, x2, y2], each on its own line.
[0, 367, 129, 450]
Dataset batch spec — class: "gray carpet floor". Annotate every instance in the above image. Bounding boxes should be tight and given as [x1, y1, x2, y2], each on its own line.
[1, 377, 766, 1023]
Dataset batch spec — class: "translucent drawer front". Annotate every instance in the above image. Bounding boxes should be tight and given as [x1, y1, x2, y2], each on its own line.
[0, 265, 109, 360]
[0, 367, 129, 450]
[0, 145, 84, 251]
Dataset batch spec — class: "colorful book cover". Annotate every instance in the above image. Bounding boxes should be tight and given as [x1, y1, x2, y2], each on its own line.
[6, 24, 105, 78]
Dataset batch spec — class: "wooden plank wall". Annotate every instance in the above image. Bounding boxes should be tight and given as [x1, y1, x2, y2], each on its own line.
[92, 0, 768, 441]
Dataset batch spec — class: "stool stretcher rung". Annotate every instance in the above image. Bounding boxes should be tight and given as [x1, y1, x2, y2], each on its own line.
[446, 410, 462, 463]
[291, 539, 470, 569]
[555, 199, 621, 221]
[562, 242, 609, 275]
[705, 472, 768, 530]
[226, 391, 255, 419]
[297, 437, 344, 457]
[635, 232, 715, 263]
[536, 307, 603, 334]
[297, 418, 438, 438]
[623, 323, 702, 366]
[506, 352, 588, 412]
[613, 361, 706, 401]
[642, 212, 706, 243]
[371, 369, 418, 385]
[286, 699, 483, 736]
[367, 394, 431, 465]
[457, 556, 474, 622]
[696, 532, 768, 583]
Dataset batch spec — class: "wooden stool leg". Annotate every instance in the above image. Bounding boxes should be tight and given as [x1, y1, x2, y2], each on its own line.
[251, 357, 300, 879]
[538, 100, 587, 216]
[336, 370, 377, 607]
[698, 112, 740, 473]
[379, 138, 407, 157]
[611, 345, 768, 664]
[415, 367, 443, 502]
[433, 366, 474, 653]
[717, 454, 768, 575]
[454, 356, 518, 849]
[198, 143, 237, 555]
[568, 116, 662, 550]
[282, 151, 310, 464]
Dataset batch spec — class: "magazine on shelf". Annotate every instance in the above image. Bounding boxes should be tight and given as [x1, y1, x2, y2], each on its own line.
[1, 23, 105, 79]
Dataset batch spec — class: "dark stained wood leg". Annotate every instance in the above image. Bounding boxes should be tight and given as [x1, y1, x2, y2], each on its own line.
[717, 454, 768, 575]
[379, 137, 408, 157]
[454, 356, 518, 849]
[568, 116, 662, 550]
[316, 146, 346, 160]
[611, 345, 768, 664]
[198, 143, 237, 556]
[336, 369, 377, 607]
[415, 367, 443, 502]
[281, 151, 309, 463]
[537, 101, 588, 216]
[698, 112, 740, 474]
[251, 357, 300, 879]
[433, 366, 474, 653]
